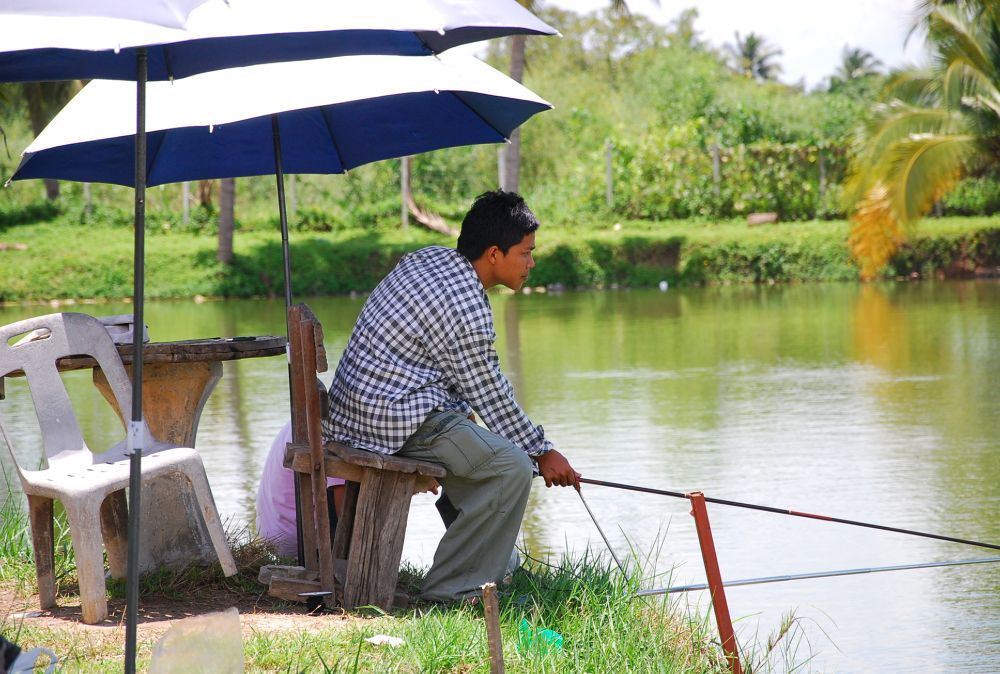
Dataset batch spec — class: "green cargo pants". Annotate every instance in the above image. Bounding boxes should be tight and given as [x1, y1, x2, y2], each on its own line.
[396, 409, 534, 602]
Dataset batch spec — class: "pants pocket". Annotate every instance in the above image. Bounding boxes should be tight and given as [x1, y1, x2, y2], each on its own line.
[439, 421, 509, 478]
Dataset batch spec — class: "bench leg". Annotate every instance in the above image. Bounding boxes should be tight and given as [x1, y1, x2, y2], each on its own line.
[332, 480, 359, 569]
[344, 469, 416, 611]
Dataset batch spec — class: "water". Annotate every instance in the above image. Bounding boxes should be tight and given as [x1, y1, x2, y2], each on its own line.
[1, 282, 998, 672]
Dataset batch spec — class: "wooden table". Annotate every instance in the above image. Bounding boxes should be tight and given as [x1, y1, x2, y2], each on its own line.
[52, 335, 287, 448]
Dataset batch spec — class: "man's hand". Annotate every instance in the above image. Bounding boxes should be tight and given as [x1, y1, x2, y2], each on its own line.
[535, 449, 580, 490]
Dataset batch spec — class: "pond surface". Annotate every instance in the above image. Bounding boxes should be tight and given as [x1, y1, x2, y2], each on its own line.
[1, 281, 998, 672]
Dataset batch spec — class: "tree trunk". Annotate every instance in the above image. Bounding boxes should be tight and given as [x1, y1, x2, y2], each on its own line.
[218, 178, 235, 264]
[24, 83, 61, 201]
[502, 34, 527, 194]
[43, 179, 60, 201]
[198, 180, 215, 209]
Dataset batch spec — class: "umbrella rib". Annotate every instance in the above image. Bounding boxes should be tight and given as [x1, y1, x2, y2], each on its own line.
[143, 132, 169, 186]
[451, 91, 509, 143]
[317, 107, 349, 174]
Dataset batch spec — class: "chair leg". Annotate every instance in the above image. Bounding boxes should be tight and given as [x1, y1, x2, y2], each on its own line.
[64, 502, 108, 624]
[344, 469, 416, 611]
[26, 495, 56, 610]
[297, 471, 318, 573]
[181, 467, 237, 577]
[100, 490, 129, 580]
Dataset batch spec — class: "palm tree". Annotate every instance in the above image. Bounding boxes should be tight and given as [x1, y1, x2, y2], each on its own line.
[843, 2, 1000, 278]
[666, 7, 705, 51]
[834, 46, 883, 82]
[725, 31, 783, 81]
[501, 0, 633, 194]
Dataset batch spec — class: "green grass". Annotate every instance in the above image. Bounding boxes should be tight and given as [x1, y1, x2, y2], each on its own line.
[0, 487, 814, 673]
[4, 200, 996, 302]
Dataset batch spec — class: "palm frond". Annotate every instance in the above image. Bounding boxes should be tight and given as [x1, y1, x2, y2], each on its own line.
[848, 185, 904, 281]
[883, 133, 977, 224]
[843, 105, 962, 204]
[881, 69, 939, 105]
[927, 7, 994, 79]
[943, 59, 1000, 115]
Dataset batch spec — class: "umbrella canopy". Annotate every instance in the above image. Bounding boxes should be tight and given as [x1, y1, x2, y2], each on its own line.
[4, 0, 208, 27]
[0, 0, 557, 82]
[12, 54, 551, 186]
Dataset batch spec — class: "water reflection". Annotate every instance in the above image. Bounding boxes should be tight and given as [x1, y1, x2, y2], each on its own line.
[1, 282, 997, 672]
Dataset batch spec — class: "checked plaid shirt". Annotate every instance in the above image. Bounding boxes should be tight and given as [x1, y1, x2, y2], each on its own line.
[323, 246, 553, 457]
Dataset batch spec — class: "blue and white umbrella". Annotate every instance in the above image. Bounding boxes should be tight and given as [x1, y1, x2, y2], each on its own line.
[12, 54, 551, 186]
[0, 0, 556, 82]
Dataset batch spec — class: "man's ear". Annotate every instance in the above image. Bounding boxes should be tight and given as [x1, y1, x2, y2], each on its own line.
[483, 244, 501, 264]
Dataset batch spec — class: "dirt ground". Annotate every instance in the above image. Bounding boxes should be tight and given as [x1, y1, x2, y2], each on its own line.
[0, 584, 357, 644]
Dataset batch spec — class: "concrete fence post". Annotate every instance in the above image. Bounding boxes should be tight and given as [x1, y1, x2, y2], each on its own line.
[83, 182, 92, 219]
[711, 141, 721, 197]
[401, 156, 410, 230]
[605, 139, 614, 208]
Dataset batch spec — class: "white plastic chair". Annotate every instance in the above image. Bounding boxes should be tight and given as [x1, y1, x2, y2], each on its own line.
[0, 312, 236, 624]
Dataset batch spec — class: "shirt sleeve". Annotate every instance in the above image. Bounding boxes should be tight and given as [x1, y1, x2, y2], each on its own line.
[437, 325, 553, 457]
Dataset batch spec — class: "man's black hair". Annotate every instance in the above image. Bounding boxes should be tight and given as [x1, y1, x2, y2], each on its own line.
[457, 190, 539, 261]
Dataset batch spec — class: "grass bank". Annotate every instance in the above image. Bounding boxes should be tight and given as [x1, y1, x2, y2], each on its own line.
[0, 496, 804, 673]
[3, 203, 998, 302]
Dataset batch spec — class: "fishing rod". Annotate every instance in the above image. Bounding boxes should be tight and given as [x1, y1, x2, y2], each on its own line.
[578, 489, 627, 575]
[579, 477, 1000, 552]
[636, 556, 1000, 596]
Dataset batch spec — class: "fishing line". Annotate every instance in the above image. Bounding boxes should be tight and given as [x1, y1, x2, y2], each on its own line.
[636, 556, 1000, 596]
[579, 477, 1000, 552]
[577, 489, 627, 575]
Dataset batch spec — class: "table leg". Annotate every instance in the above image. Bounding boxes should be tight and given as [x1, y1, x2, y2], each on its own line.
[93, 361, 224, 573]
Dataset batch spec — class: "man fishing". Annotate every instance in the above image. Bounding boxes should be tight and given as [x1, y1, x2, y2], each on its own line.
[323, 189, 579, 603]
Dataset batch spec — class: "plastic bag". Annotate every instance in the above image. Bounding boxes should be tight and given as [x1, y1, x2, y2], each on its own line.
[149, 607, 243, 673]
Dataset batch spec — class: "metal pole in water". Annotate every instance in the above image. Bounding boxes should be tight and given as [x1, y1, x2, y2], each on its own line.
[689, 491, 742, 674]
[637, 556, 1000, 596]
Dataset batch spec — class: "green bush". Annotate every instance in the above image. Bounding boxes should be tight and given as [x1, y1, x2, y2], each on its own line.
[942, 176, 1000, 216]
[606, 137, 849, 221]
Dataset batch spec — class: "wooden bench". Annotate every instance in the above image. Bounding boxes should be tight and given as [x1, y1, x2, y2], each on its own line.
[264, 304, 445, 611]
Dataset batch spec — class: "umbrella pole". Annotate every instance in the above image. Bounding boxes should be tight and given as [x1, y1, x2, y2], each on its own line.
[124, 47, 147, 674]
[271, 114, 306, 565]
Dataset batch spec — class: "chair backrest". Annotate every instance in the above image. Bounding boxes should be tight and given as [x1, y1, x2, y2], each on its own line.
[286, 304, 328, 465]
[0, 312, 143, 469]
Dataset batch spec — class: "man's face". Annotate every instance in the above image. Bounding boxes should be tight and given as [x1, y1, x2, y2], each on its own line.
[494, 232, 536, 291]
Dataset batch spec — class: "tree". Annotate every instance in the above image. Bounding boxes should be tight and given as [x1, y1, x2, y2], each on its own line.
[834, 46, 882, 83]
[725, 31, 783, 81]
[9, 81, 81, 200]
[501, 0, 633, 194]
[666, 7, 705, 51]
[843, 2, 1000, 278]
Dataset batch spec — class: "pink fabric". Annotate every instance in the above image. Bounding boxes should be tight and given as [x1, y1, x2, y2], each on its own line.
[255, 422, 344, 558]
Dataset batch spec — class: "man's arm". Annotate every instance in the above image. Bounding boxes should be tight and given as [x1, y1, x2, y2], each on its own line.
[439, 327, 579, 488]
